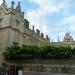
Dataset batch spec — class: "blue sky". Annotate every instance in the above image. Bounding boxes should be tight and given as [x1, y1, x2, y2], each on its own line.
[0, 0, 75, 42]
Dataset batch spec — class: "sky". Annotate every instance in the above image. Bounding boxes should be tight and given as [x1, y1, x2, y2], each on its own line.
[0, 0, 75, 42]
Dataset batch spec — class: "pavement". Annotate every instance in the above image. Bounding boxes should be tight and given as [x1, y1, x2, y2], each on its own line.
[23, 71, 75, 75]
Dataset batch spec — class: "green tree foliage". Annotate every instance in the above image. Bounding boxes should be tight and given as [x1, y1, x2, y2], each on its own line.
[3, 43, 75, 60]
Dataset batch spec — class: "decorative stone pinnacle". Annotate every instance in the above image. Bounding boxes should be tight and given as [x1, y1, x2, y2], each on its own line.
[18, 2, 21, 8]
[16, 2, 21, 11]
[11, 1, 14, 9]
[3, 0, 5, 5]
[32, 25, 34, 31]
[18, 2, 20, 5]
[46, 35, 48, 39]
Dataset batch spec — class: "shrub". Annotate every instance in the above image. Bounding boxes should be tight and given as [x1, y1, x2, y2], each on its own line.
[3, 43, 75, 60]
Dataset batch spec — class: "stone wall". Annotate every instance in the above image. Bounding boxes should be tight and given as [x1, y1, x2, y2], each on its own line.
[6, 59, 75, 74]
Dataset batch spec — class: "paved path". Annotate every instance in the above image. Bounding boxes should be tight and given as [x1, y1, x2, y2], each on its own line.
[23, 71, 75, 75]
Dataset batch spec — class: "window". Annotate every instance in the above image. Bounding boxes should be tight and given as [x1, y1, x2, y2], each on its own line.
[32, 40, 37, 45]
[14, 32, 19, 43]
[16, 21, 20, 29]
[0, 12, 1, 16]
[16, 32, 19, 42]
[0, 19, 2, 27]
[0, 12, 2, 27]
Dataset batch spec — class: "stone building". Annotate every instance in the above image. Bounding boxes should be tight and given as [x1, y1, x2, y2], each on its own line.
[0, 1, 75, 74]
[0, 0, 50, 64]
[50, 32, 75, 47]
[0, 0, 50, 50]
[63, 32, 74, 44]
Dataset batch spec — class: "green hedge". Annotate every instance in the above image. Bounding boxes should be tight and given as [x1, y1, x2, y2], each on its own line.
[3, 43, 75, 60]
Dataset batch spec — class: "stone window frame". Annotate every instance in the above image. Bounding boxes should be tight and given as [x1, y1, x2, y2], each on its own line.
[16, 32, 20, 42]
[14, 32, 20, 43]
[0, 19, 2, 28]
[16, 20, 20, 29]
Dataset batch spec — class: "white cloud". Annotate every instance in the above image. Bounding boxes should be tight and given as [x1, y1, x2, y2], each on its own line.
[57, 15, 75, 30]
[29, 0, 74, 14]
[27, 9, 65, 39]
[29, 0, 65, 14]
[0, 0, 2, 5]
[41, 24, 50, 34]
[27, 0, 66, 36]
[27, 10, 42, 29]
[0, 0, 75, 41]
[27, 0, 68, 40]
[27, 10, 50, 35]
[57, 14, 75, 41]
[57, 14, 75, 27]
[27, 0, 75, 41]
[69, 25, 75, 31]
[63, 15, 75, 23]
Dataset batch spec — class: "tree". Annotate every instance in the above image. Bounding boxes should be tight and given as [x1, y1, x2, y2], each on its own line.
[3, 43, 73, 60]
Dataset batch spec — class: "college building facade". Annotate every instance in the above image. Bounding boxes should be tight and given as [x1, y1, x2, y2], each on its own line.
[0, 1, 75, 75]
[0, 0, 50, 50]
[0, 0, 51, 64]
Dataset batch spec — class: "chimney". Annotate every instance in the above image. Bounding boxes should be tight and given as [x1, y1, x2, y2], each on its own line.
[21, 12, 24, 19]
[24, 19, 29, 29]
[46, 35, 48, 40]
[36, 29, 40, 36]
[16, 2, 21, 12]
[41, 33, 44, 38]
[11, 1, 14, 9]
[32, 25, 34, 31]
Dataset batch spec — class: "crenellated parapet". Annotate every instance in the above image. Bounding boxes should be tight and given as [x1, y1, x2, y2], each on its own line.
[16, 2, 21, 12]
[11, 1, 14, 10]
[41, 33, 44, 39]
[21, 12, 24, 20]
[46, 35, 50, 42]
[32, 25, 35, 32]
[24, 19, 29, 29]
[36, 29, 40, 36]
